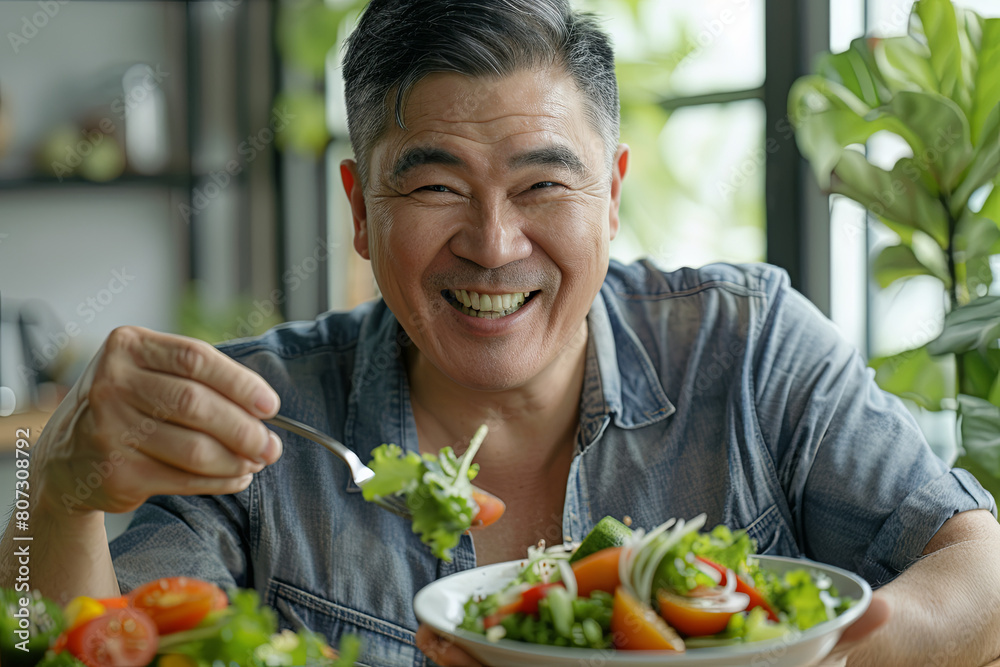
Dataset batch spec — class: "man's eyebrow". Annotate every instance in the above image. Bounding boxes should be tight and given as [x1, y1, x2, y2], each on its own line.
[509, 145, 589, 177]
[392, 147, 464, 182]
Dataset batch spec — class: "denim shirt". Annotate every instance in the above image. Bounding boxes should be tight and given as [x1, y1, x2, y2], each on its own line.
[110, 260, 995, 667]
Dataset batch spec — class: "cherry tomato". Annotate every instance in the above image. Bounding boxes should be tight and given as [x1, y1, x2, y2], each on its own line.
[471, 490, 505, 528]
[695, 557, 779, 622]
[611, 586, 684, 651]
[481, 582, 563, 628]
[127, 577, 227, 635]
[656, 590, 748, 637]
[65, 607, 158, 667]
[571, 546, 623, 598]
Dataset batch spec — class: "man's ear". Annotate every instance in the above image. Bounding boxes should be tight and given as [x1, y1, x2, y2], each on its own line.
[340, 159, 370, 260]
[608, 144, 629, 241]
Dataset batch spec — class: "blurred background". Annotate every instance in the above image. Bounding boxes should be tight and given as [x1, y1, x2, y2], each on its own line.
[1, 0, 998, 537]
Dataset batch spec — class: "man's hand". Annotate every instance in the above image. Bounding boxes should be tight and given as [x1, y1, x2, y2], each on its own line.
[817, 509, 1000, 667]
[815, 593, 892, 666]
[415, 624, 482, 667]
[35, 326, 282, 515]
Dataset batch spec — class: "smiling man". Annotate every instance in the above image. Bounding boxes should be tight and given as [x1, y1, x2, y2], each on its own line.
[3, 1, 1000, 666]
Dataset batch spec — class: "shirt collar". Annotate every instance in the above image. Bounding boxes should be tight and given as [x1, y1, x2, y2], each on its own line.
[580, 283, 675, 445]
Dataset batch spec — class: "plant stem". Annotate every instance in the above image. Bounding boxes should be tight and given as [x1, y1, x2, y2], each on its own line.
[944, 195, 964, 398]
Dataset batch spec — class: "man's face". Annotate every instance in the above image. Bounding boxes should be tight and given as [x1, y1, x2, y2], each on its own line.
[342, 67, 627, 391]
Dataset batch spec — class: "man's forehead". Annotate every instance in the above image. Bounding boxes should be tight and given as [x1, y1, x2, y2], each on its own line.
[367, 68, 604, 178]
[401, 68, 581, 128]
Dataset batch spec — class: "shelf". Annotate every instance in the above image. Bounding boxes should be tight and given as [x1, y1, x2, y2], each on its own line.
[0, 174, 192, 190]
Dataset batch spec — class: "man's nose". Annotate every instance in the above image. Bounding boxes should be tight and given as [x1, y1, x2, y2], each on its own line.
[449, 198, 532, 269]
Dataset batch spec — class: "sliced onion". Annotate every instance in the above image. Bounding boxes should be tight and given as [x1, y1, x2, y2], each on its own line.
[556, 558, 578, 599]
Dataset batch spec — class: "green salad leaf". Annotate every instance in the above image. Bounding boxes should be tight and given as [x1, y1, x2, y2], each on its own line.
[363, 425, 487, 561]
[652, 524, 757, 595]
[157, 589, 358, 666]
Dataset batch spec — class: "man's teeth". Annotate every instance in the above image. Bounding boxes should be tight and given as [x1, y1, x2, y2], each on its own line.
[449, 289, 532, 319]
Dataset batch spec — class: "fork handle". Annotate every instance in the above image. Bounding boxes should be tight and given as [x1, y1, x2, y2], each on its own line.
[265, 414, 375, 486]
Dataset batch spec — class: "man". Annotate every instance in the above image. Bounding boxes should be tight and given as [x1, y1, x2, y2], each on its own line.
[3, 0, 999, 665]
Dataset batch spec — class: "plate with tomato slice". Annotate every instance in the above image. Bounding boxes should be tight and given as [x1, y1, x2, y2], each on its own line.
[414, 554, 871, 667]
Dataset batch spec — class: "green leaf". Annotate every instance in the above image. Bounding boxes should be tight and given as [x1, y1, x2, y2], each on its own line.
[870, 345, 955, 411]
[872, 244, 935, 287]
[789, 76, 894, 188]
[831, 150, 950, 246]
[989, 371, 1000, 407]
[961, 350, 998, 399]
[970, 18, 1000, 144]
[952, 103, 1000, 215]
[914, 0, 963, 102]
[927, 296, 1000, 355]
[958, 394, 1000, 478]
[980, 176, 1000, 224]
[817, 37, 889, 108]
[889, 91, 974, 193]
[955, 209, 1000, 261]
[874, 36, 937, 94]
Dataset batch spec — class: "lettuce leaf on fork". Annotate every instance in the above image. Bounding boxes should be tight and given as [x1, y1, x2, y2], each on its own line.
[363, 425, 487, 560]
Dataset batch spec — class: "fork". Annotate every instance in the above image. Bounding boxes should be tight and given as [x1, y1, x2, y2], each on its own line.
[264, 413, 500, 524]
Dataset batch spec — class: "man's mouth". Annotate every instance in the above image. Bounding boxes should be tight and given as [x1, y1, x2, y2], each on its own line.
[443, 289, 538, 319]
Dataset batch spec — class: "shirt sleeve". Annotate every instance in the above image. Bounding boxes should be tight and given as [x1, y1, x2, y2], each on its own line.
[752, 270, 996, 587]
[109, 490, 252, 593]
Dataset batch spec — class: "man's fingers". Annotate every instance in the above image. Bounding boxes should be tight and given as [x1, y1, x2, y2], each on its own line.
[122, 368, 280, 465]
[415, 624, 483, 667]
[836, 594, 892, 646]
[113, 326, 280, 419]
[127, 419, 265, 478]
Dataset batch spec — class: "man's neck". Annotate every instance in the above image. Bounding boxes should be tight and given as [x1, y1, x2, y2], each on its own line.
[405, 320, 589, 477]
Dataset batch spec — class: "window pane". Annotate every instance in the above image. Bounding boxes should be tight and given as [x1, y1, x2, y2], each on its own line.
[612, 100, 766, 269]
[581, 0, 764, 98]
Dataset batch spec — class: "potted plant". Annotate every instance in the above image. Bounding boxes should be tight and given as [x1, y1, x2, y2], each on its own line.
[789, 0, 1000, 498]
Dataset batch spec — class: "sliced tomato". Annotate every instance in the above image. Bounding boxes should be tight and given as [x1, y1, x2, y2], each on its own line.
[571, 546, 623, 598]
[695, 557, 779, 622]
[481, 582, 562, 628]
[611, 586, 685, 652]
[127, 577, 227, 635]
[95, 597, 129, 610]
[471, 490, 505, 528]
[65, 607, 158, 667]
[656, 590, 748, 637]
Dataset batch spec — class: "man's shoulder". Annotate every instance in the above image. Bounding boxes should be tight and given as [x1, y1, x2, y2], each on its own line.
[603, 259, 790, 304]
[215, 298, 387, 363]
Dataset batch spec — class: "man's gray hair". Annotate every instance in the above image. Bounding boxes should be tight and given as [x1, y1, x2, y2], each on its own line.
[342, 0, 620, 185]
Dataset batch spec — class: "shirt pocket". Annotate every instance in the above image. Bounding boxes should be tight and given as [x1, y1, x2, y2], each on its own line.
[266, 578, 423, 667]
[742, 503, 798, 557]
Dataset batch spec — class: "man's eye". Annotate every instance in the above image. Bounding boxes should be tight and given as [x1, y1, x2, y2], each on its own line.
[530, 181, 561, 190]
[417, 184, 451, 193]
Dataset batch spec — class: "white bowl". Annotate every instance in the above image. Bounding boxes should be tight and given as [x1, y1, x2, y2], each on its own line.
[413, 554, 872, 667]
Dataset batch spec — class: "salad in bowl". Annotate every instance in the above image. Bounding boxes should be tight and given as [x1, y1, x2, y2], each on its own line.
[414, 514, 871, 666]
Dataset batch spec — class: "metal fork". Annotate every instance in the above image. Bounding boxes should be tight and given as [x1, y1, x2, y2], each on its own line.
[264, 413, 500, 523]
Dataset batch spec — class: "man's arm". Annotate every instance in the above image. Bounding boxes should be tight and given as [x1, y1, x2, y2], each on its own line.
[0, 326, 280, 602]
[829, 509, 1000, 667]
